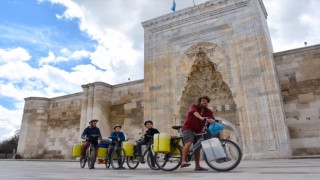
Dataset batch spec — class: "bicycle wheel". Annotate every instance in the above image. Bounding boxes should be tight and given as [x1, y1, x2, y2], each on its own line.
[110, 148, 126, 169]
[87, 146, 96, 169]
[155, 145, 182, 171]
[204, 139, 242, 171]
[105, 157, 111, 169]
[126, 156, 139, 169]
[147, 151, 159, 170]
[80, 157, 86, 168]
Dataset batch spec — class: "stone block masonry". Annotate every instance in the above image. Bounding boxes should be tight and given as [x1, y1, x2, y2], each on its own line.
[275, 44, 320, 156]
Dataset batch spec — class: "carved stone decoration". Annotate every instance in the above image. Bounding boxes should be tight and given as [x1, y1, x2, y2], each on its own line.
[179, 46, 239, 137]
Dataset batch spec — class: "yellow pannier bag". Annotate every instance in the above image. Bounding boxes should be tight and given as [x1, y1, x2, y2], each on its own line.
[172, 139, 183, 155]
[153, 133, 171, 153]
[72, 142, 83, 157]
[97, 147, 108, 158]
[123, 141, 134, 157]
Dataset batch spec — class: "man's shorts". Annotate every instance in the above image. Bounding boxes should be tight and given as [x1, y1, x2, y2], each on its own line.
[182, 130, 200, 144]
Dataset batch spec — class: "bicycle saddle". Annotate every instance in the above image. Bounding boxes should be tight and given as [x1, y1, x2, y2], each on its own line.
[172, 126, 183, 130]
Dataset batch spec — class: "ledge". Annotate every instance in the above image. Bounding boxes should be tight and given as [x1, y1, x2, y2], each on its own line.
[24, 97, 50, 101]
[142, 0, 263, 31]
[274, 44, 320, 57]
[25, 92, 83, 101]
[51, 92, 83, 100]
[113, 79, 144, 88]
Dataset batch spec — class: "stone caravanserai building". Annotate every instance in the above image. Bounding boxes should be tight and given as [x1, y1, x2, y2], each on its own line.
[17, 0, 320, 159]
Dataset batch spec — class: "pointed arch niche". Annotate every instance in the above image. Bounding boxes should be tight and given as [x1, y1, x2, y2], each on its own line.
[174, 42, 240, 141]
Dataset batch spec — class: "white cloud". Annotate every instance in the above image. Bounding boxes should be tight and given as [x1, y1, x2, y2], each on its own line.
[0, 47, 114, 141]
[70, 50, 90, 60]
[0, 47, 31, 64]
[39, 51, 56, 65]
[39, 49, 90, 65]
[0, 105, 22, 141]
[49, 0, 147, 83]
[265, 0, 320, 52]
[51, 0, 83, 19]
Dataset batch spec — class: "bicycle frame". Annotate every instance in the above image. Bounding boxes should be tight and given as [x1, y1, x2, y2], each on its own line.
[172, 124, 214, 161]
[140, 143, 152, 159]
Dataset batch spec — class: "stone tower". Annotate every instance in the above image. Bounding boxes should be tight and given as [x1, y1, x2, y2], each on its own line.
[142, 0, 292, 159]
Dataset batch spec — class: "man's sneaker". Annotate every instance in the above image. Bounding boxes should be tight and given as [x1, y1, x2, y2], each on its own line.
[89, 166, 95, 169]
[118, 166, 126, 170]
[140, 159, 146, 164]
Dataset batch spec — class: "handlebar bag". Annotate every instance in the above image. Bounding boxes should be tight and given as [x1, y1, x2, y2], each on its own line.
[208, 122, 224, 135]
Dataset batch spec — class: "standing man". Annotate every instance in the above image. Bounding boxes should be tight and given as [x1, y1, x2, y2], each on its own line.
[81, 119, 102, 169]
[180, 96, 215, 171]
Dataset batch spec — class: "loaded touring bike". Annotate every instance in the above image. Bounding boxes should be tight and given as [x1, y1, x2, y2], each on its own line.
[154, 121, 242, 171]
[126, 136, 159, 170]
[106, 139, 126, 169]
[80, 134, 99, 169]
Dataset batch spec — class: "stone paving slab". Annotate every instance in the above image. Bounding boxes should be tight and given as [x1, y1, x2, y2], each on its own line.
[0, 159, 320, 180]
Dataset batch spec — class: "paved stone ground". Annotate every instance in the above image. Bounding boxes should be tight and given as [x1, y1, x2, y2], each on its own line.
[0, 159, 319, 180]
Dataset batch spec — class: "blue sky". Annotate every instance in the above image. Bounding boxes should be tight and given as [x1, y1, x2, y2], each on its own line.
[0, 0, 319, 141]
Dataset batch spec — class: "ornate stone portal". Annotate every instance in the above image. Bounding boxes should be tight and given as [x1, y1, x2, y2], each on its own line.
[143, 0, 292, 159]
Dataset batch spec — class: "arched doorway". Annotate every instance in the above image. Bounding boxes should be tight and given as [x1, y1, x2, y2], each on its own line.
[179, 47, 239, 142]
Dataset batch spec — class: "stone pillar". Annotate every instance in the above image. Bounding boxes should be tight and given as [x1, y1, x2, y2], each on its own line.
[81, 82, 112, 137]
[92, 82, 112, 137]
[79, 85, 89, 136]
[17, 97, 50, 158]
[86, 83, 95, 123]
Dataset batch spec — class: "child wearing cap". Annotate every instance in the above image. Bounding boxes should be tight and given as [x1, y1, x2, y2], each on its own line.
[107, 124, 126, 169]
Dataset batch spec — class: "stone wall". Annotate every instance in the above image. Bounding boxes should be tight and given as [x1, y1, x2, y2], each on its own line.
[142, 0, 291, 159]
[18, 81, 144, 159]
[110, 80, 144, 141]
[274, 44, 320, 156]
[17, 93, 82, 159]
[43, 93, 82, 159]
[17, 97, 50, 158]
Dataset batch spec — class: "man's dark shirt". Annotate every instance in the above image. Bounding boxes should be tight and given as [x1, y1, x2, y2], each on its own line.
[81, 126, 102, 145]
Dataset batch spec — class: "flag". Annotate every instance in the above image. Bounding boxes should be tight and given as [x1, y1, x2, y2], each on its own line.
[171, 0, 176, 12]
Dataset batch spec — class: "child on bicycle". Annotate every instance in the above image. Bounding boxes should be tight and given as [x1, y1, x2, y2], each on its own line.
[81, 119, 102, 169]
[136, 120, 160, 163]
[108, 124, 126, 169]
